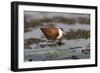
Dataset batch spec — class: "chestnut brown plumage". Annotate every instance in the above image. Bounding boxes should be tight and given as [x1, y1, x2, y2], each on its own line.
[40, 27, 59, 40]
[40, 27, 63, 46]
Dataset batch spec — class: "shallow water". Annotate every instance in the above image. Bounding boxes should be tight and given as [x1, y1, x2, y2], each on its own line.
[24, 23, 90, 62]
[24, 38, 90, 62]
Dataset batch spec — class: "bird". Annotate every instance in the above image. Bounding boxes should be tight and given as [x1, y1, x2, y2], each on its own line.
[40, 27, 64, 46]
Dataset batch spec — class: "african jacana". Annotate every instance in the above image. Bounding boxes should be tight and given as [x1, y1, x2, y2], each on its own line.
[40, 27, 63, 46]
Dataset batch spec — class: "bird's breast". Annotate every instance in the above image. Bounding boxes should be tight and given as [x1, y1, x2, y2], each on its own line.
[57, 29, 63, 39]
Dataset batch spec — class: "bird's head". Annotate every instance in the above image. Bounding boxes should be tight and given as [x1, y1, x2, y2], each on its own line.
[59, 28, 66, 37]
[60, 28, 64, 31]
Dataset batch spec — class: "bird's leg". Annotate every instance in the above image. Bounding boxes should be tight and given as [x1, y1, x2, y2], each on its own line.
[47, 40, 50, 46]
[59, 39, 62, 44]
[56, 39, 62, 46]
[53, 40, 59, 47]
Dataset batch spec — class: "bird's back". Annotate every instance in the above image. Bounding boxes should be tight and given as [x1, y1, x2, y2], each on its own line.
[40, 27, 59, 40]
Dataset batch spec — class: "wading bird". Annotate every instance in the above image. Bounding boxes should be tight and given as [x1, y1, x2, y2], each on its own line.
[40, 27, 64, 46]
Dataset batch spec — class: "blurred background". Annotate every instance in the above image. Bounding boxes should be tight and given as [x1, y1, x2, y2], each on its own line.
[24, 11, 90, 62]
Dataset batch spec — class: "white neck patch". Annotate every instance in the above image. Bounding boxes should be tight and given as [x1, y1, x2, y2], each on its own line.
[57, 29, 63, 39]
